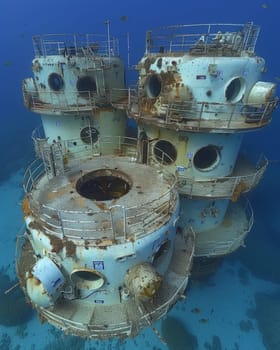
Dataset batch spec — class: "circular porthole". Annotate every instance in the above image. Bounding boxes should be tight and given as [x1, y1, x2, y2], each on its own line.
[77, 76, 97, 96]
[80, 126, 99, 144]
[145, 74, 162, 98]
[154, 140, 177, 165]
[76, 169, 131, 201]
[71, 269, 105, 290]
[48, 73, 64, 91]
[193, 145, 220, 171]
[225, 77, 245, 103]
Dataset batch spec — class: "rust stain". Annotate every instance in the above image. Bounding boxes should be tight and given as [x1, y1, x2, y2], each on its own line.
[231, 181, 248, 202]
[143, 57, 157, 71]
[95, 202, 108, 210]
[28, 276, 42, 293]
[22, 196, 31, 217]
[44, 233, 77, 256]
[33, 277, 41, 286]
[74, 196, 85, 208]
[100, 219, 111, 229]
[140, 96, 157, 114]
[51, 213, 59, 222]
[93, 239, 114, 248]
[46, 234, 64, 253]
[65, 239, 76, 257]
[29, 221, 42, 231]
[127, 235, 135, 243]
[265, 88, 275, 101]
[160, 71, 176, 86]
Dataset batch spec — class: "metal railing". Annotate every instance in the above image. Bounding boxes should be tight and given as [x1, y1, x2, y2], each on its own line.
[23, 82, 277, 130]
[193, 197, 254, 257]
[110, 87, 278, 130]
[177, 154, 268, 198]
[28, 186, 177, 241]
[22, 158, 45, 194]
[23, 87, 127, 114]
[124, 88, 278, 131]
[164, 100, 277, 125]
[145, 22, 260, 55]
[35, 229, 195, 338]
[22, 135, 178, 241]
[40, 308, 133, 338]
[32, 33, 119, 58]
[15, 225, 27, 263]
[40, 274, 189, 338]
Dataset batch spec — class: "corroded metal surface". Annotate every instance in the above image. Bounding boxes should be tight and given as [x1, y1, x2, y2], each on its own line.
[16, 229, 195, 339]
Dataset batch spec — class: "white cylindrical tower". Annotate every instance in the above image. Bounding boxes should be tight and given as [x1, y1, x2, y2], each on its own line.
[16, 29, 195, 340]
[22, 33, 128, 176]
[128, 22, 277, 258]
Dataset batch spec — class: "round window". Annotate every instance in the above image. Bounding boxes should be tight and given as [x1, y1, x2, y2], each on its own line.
[225, 77, 245, 103]
[145, 74, 162, 98]
[77, 76, 97, 96]
[154, 140, 177, 165]
[193, 145, 220, 171]
[80, 126, 99, 144]
[76, 169, 132, 201]
[71, 269, 105, 290]
[48, 73, 64, 91]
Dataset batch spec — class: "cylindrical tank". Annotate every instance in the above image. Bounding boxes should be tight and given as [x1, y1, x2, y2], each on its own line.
[246, 81, 276, 105]
[26, 256, 65, 307]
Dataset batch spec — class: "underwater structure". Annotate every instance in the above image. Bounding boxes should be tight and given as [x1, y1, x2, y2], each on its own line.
[124, 22, 277, 259]
[16, 22, 277, 340]
[16, 31, 194, 339]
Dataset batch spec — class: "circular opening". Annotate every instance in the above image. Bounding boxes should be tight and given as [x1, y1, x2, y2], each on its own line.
[71, 269, 104, 290]
[48, 73, 64, 91]
[80, 126, 99, 144]
[146, 74, 162, 98]
[76, 169, 131, 201]
[225, 77, 245, 103]
[77, 76, 97, 96]
[154, 140, 177, 165]
[152, 239, 171, 267]
[193, 145, 220, 171]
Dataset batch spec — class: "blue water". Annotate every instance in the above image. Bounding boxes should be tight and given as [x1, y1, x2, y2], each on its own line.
[0, 0, 280, 349]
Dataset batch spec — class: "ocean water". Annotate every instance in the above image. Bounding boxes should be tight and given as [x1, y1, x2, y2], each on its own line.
[0, 0, 279, 349]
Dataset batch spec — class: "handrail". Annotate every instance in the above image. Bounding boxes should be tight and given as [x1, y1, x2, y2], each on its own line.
[32, 33, 119, 58]
[145, 22, 260, 55]
[23, 135, 178, 241]
[29, 183, 176, 240]
[23, 87, 127, 114]
[192, 196, 254, 257]
[109, 87, 278, 131]
[40, 273, 189, 337]
[23, 83, 277, 130]
[177, 154, 268, 198]
[22, 158, 45, 193]
[127, 91, 278, 130]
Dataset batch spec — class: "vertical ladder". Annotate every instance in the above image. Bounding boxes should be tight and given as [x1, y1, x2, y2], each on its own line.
[51, 142, 65, 176]
[41, 144, 55, 179]
[36, 139, 64, 179]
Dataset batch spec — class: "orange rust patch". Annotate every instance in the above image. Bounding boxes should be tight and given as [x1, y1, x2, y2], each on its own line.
[22, 196, 31, 217]
[65, 240, 76, 257]
[74, 196, 85, 208]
